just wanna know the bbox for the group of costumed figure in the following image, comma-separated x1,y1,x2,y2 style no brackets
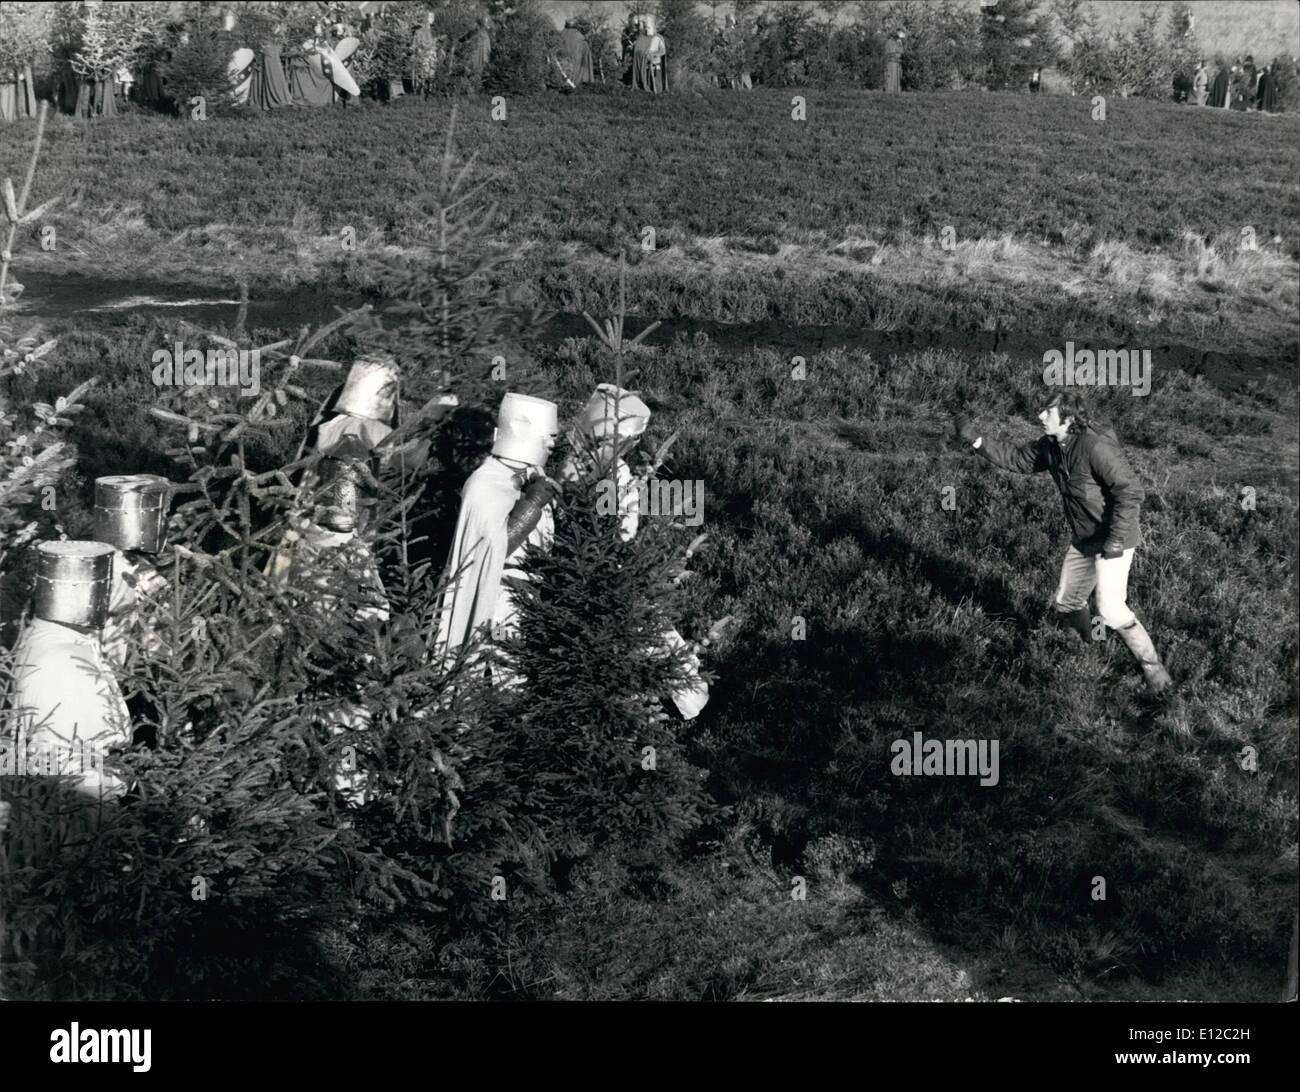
1197,55,1285,112
229,7,496,110
0,61,38,123
231,20,360,109
5,365,711,808
547,13,661,94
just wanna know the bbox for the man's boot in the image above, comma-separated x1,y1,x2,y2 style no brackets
1051,605,1093,643
1115,619,1173,695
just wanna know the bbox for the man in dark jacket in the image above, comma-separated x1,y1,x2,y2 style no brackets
953,392,1173,696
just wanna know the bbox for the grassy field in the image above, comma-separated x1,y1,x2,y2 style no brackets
4,86,1298,1000
6,89,1296,365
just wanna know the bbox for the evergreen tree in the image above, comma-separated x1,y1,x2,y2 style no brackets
499,260,713,873
656,0,712,87
979,0,1055,91
159,9,239,119
349,106,557,571
483,0,557,95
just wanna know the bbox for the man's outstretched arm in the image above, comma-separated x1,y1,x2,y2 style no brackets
953,416,1048,474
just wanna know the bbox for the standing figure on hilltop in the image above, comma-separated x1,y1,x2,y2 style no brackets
632,14,667,94
1256,63,1279,113
247,23,295,111
8,541,130,799
435,393,560,666
620,11,640,86
411,9,445,96
1208,57,1230,107
716,12,753,91
1242,54,1258,107
884,30,905,93
557,18,594,86
1192,59,1208,105
286,21,336,107
1228,58,1247,110
953,392,1173,698
465,14,492,82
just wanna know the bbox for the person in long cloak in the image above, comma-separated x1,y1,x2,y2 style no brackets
267,357,407,606
248,35,295,110
621,13,640,85
1256,65,1279,113
434,393,559,663
465,15,491,77
884,31,904,93
1229,63,1248,110
0,62,37,122
1208,61,1230,108
632,15,667,94
286,24,336,108
410,11,443,94
557,20,594,85
0,71,17,122
10,541,130,800
1192,60,1208,105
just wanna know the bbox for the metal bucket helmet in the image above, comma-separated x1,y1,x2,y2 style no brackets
335,355,400,426
491,392,559,467
33,540,115,629
93,474,170,554
581,384,651,455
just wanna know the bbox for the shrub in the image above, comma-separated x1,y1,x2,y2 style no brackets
160,17,239,118
484,0,557,96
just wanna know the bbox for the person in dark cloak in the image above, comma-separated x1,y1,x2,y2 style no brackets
621,12,640,85
1256,65,1279,113
1229,62,1248,110
1208,59,1230,108
286,24,335,107
464,15,492,79
557,19,594,85
884,30,904,93
248,31,295,110
138,21,183,113
1242,54,1257,107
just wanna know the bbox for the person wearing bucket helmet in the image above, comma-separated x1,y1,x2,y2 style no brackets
632,13,667,93
561,383,653,543
562,384,711,720
8,541,131,799
269,355,441,622
95,474,172,674
435,392,561,660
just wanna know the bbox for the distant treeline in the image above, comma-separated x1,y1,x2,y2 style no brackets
0,0,1295,117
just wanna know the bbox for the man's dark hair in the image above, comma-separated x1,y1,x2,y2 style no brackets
1044,391,1090,434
